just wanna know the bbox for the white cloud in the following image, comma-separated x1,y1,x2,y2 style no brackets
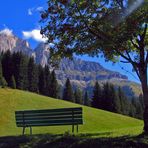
27,6,43,16
22,29,47,42
36,7,43,11
0,28,13,36
28,8,33,15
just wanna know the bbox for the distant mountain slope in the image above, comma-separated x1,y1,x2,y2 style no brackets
0,30,142,97
0,88,143,137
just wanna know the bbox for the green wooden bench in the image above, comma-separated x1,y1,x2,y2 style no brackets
15,107,83,135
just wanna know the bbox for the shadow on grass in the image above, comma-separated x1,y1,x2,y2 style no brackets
1,132,148,148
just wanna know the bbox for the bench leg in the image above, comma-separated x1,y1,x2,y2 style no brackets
30,126,32,135
72,124,74,133
77,125,78,133
22,127,26,135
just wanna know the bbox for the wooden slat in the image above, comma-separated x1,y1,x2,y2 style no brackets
16,119,82,126
15,107,83,128
15,107,82,114
16,115,82,121
17,121,83,127
15,111,82,118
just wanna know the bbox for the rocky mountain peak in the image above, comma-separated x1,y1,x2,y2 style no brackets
34,43,50,67
0,29,32,55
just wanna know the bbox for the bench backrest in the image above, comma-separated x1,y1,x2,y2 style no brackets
15,107,83,127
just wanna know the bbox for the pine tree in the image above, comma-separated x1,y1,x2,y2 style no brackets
38,64,46,95
74,87,83,104
117,86,130,115
9,75,16,89
62,78,74,102
49,70,59,98
44,65,50,96
109,84,121,113
92,81,102,109
28,57,38,92
0,61,7,88
84,91,90,106
13,52,28,90
139,94,144,110
1,50,13,86
12,52,21,88
131,96,143,119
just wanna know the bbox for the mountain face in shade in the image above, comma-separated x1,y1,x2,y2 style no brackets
0,31,141,97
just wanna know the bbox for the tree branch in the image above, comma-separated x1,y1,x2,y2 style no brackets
142,23,147,42
130,39,140,51
125,50,140,79
74,1,110,41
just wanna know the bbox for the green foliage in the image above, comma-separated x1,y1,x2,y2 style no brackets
17,53,29,90
92,81,102,109
0,52,59,98
41,1,147,62
9,75,16,89
74,87,83,104
44,65,50,96
28,57,39,93
62,78,74,102
83,91,90,106
1,50,13,87
0,76,7,88
49,70,59,98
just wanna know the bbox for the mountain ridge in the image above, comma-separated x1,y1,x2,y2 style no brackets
0,31,142,97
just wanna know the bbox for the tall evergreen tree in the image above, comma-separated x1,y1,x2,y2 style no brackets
12,52,21,88
117,86,130,115
62,78,74,102
84,91,90,106
44,65,51,96
109,84,120,113
9,75,16,89
1,50,13,86
74,87,83,104
38,64,46,95
28,57,38,92
0,60,3,80
0,60,7,88
49,70,59,98
139,94,144,110
92,81,102,109
12,52,29,90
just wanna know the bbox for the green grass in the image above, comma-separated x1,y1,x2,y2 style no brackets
0,88,143,137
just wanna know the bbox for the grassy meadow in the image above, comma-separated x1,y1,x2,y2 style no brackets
0,88,143,137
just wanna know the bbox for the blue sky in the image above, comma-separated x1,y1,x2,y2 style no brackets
0,0,140,83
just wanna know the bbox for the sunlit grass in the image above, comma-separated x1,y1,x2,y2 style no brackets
0,88,143,137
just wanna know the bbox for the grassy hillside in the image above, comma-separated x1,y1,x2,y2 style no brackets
0,88,143,137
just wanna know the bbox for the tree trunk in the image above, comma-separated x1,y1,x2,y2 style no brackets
143,89,148,133
139,70,148,133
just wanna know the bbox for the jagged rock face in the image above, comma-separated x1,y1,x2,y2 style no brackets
0,33,17,52
34,43,50,67
57,58,128,82
0,30,32,55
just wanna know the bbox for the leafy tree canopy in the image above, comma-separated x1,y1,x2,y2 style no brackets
41,0,148,65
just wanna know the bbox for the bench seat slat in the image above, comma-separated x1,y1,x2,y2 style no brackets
16,118,82,124
15,107,82,114
17,121,83,127
15,111,82,117
16,115,82,121
16,119,82,124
